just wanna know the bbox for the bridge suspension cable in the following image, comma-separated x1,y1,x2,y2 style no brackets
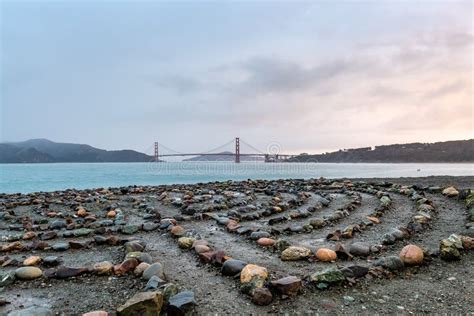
239,139,266,155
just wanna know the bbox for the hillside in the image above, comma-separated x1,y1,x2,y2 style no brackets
0,139,154,163
287,139,474,163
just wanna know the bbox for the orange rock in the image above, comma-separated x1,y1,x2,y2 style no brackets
22,231,36,240
367,216,380,224
23,256,42,266
77,208,88,217
227,221,241,232
240,264,268,284
114,258,139,276
399,244,424,265
47,212,58,217
315,248,337,262
106,210,116,218
170,225,185,237
257,238,276,247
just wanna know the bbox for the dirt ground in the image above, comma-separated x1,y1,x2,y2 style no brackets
0,176,472,315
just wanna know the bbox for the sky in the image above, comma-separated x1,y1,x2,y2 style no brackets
1,0,473,156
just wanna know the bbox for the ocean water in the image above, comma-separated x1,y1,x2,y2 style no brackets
0,162,473,194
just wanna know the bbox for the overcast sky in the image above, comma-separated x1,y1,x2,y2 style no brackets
1,0,473,155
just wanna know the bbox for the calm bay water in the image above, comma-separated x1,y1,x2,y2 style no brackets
0,162,473,194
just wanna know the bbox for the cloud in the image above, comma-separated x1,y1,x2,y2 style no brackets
424,80,468,99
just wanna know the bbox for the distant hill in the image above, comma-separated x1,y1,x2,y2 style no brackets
183,151,263,162
0,139,154,163
287,139,474,163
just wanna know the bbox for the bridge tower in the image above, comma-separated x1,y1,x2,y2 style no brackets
154,142,159,162
235,137,240,163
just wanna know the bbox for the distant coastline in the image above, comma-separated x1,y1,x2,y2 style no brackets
1,138,473,163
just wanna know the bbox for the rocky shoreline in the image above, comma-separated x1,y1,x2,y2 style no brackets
0,176,473,315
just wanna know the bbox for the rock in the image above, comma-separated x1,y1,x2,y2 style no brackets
168,291,196,315
366,216,380,224
7,306,54,316
124,241,145,253
240,264,268,294
334,243,353,260
82,311,108,316
340,265,369,278
145,275,167,290
126,252,153,264
92,261,114,275
343,296,355,305
348,242,370,257
134,262,150,276
142,262,165,280
54,266,88,279
382,233,396,245
270,276,302,296
22,232,36,240
309,268,345,287
221,259,247,276
142,222,159,232
440,235,463,261
160,283,179,303
43,256,61,266
23,256,42,266
72,228,94,237
257,238,275,247
170,225,185,237
77,208,88,217
275,239,291,251
121,225,139,235
442,186,459,197
460,235,474,250
373,256,405,271
380,196,391,207
116,291,163,316
178,237,195,249
281,246,311,261
1,241,24,252
251,287,273,306
0,271,16,287
50,220,67,230
106,210,116,218
15,267,43,280
194,244,211,254
52,242,70,251
309,218,325,228
316,248,337,262
40,231,57,240
114,258,139,276
399,244,424,265
249,231,271,240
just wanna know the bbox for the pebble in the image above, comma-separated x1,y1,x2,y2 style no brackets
256,238,275,247
43,256,61,266
15,267,43,280
145,275,167,290
23,256,42,266
281,246,312,261
52,242,70,251
114,258,139,276
270,276,302,297
251,287,273,306
116,291,163,316
92,261,114,275
221,259,248,276
349,242,371,257
168,291,197,314
142,262,165,280
178,237,195,249
134,262,150,276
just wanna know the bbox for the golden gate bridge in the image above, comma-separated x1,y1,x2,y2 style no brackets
152,138,296,163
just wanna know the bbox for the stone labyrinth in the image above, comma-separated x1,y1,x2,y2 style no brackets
0,178,473,315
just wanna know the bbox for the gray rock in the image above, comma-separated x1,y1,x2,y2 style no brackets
8,307,53,316
168,291,196,315
49,220,67,230
221,259,247,276
52,242,70,251
145,275,167,290
349,242,371,257
373,256,405,271
249,231,270,240
142,262,165,280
